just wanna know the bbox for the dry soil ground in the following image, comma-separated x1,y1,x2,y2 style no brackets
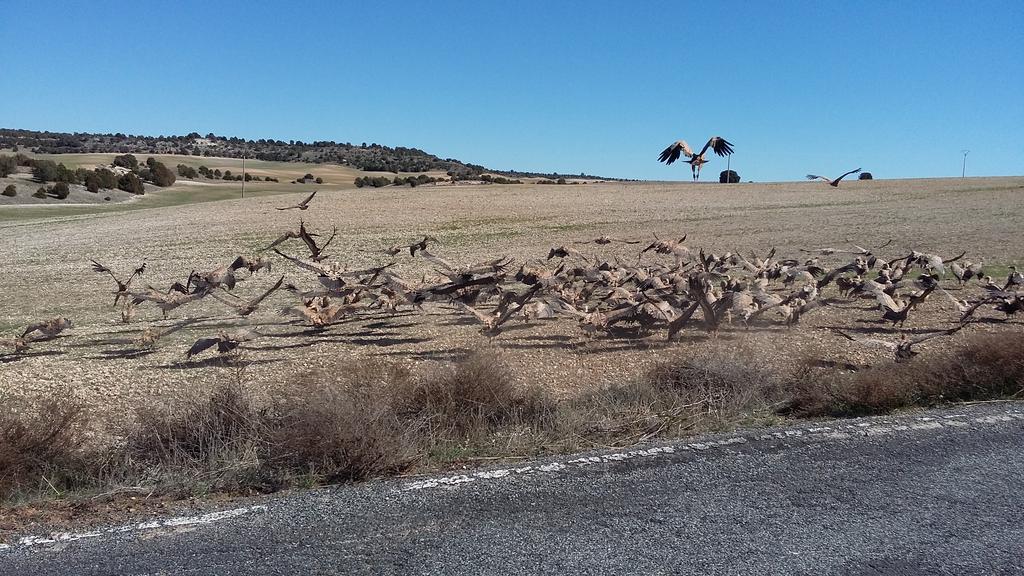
1,176,1022,425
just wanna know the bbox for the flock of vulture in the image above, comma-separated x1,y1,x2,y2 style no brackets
2,186,1021,365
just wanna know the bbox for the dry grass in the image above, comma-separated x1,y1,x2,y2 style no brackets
0,388,100,501
1,340,1021,511
785,332,1024,417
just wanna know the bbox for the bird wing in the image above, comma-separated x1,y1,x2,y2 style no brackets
263,230,297,251
419,249,456,271
833,168,862,183
186,337,221,357
806,175,829,182
831,328,897,351
250,275,285,307
704,136,734,157
272,249,332,276
658,140,692,164
907,324,964,346
298,190,317,207
458,303,494,324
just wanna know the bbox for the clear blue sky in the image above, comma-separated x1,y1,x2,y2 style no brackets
2,1,1021,181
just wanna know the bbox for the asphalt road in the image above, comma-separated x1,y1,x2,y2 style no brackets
3,404,1023,575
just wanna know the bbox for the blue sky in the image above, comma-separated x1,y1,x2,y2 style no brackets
2,1,1021,181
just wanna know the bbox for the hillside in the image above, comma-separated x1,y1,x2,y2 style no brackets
0,128,617,180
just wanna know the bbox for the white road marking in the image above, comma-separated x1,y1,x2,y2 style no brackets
402,408,1023,492
2,505,267,552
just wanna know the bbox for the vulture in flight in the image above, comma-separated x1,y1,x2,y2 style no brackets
276,190,317,211
658,136,734,181
806,168,861,187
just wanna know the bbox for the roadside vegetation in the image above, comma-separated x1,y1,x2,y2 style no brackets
2,331,1021,514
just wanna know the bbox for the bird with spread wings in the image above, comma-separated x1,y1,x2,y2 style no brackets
658,136,734,181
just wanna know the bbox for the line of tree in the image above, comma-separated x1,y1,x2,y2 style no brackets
0,128,621,180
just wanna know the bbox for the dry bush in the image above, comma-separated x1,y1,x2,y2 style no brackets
397,352,557,440
0,389,99,500
124,382,272,494
567,349,780,445
785,332,1024,417
269,361,419,482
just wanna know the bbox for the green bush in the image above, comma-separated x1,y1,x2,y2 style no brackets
33,186,48,199
719,170,740,184
0,155,17,178
31,159,59,182
112,154,139,170
51,182,70,199
118,173,145,194
2,184,16,197
148,161,176,187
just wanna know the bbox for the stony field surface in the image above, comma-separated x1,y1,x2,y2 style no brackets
1,176,1022,424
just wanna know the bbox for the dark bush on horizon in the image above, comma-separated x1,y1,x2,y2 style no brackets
858,172,873,180
719,170,740,183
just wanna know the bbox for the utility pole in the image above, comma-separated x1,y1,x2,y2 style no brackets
241,150,246,198
960,149,969,179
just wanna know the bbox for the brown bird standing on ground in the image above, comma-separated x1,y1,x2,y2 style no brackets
658,137,734,181
806,168,861,187
90,259,146,305
276,190,317,210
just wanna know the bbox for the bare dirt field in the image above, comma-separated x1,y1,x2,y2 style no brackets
1,176,1022,424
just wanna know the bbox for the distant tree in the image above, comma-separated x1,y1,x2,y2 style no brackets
95,168,118,189
244,172,253,181
213,169,222,178
146,157,157,168
858,172,873,180
117,173,145,194
0,155,16,177
51,181,70,199
354,177,365,188
177,164,198,179
2,184,16,197
314,177,323,184
31,159,60,182
719,170,740,183
556,177,567,185
148,161,176,187
34,187,48,198
112,154,139,170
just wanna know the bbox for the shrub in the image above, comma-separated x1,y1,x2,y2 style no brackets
0,154,16,178
31,159,59,182
177,164,198,179
95,168,118,189
51,181,70,199
784,332,1024,417
148,161,176,187
117,173,145,194
33,186,48,198
858,172,873,180
112,153,139,170
0,390,99,500
2,184,15,197
314,177,323,184
719,170,740,183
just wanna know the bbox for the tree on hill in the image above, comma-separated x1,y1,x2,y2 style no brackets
2,184,16,197
858,172,873,180
113,154,139,170
148,160,176,187
117,173,145,194
31,159,60,182
0,155,16,177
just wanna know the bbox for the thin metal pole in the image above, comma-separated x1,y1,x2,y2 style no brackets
960,150,969,178
241,151,246,198
727,154,731,182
